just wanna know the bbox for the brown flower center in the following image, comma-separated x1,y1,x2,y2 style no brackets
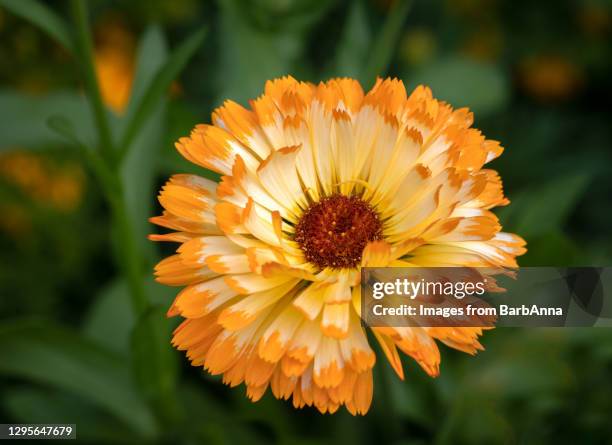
294,194,382,269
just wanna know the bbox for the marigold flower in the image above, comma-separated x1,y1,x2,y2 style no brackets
150,77,526,415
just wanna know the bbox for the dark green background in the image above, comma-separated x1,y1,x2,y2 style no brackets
0,0,611,443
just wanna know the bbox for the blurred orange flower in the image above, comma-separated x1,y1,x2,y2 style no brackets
519,55,583,102
461,26,504,61
579,3,611,37
93,19,135,114
0,150,85,212
92,18,182,112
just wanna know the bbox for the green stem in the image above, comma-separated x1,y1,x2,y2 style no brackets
68,0,147,316
77,148,147,315
67,1,179,426
108,182,148,315
80,144,179,426
109,188,181,427
70,0,116,165
90,157,179,426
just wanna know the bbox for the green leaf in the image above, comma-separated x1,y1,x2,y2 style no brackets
330,0,371,79
119,28,168,257
119,26,206,158
383,365,432,427
407,57,509,116
0,0,74,53
0,320,158,437
83,277,176,356
216,0,300,104
179,381,276,445
361,0,412,87
502,173,592,239
0,90,94,150
2,388,140,444
82,280,135,356
518,231,582,267
46,114,87,147
131,305,180,422
123,26,167,126
83,277,180,424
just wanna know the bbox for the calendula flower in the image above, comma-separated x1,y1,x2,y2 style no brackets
150,77,526,414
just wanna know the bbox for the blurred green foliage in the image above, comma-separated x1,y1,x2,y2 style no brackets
0,0,611,444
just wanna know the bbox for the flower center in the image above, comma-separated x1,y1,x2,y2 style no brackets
294,194,382,269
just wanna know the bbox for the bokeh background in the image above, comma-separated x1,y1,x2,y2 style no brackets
1,0,611,443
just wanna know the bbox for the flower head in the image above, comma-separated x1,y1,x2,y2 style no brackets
150,77,526,414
